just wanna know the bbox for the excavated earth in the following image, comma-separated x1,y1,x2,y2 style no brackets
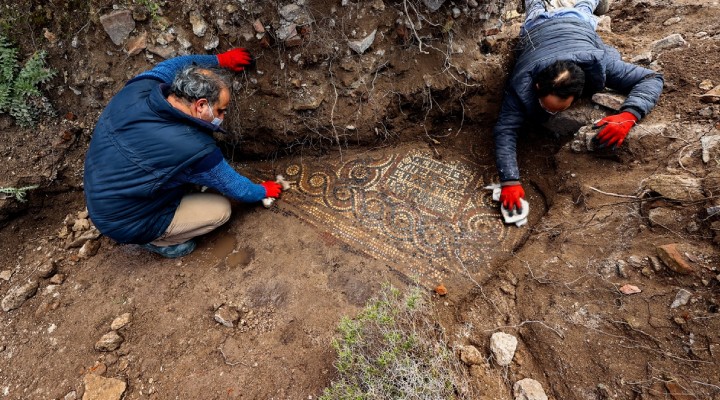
1,0,720,399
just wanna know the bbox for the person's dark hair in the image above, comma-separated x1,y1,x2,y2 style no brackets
171,66,231,104
534,60,585,99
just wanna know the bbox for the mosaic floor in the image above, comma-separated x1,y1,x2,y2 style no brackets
243,147,531,284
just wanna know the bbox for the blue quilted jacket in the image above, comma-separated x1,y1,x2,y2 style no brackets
493,17,664,182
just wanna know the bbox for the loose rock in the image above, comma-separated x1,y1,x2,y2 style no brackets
189,12,208,37
656,244,694,275
422,0,447,12
670,289,692,308
125,32,147,56
619,284,642,295
82,374,126,400
37,259,57,278
490,332,518,366
95,331,124,352
651,33,687,55
349,29,377,55
513,378,548,400
1,280,39,312
100,10,136,46
591,93,626,111
458,344,483,366
214,306,240,328
79,240,101,258
111,313,132,330
644,174,704,202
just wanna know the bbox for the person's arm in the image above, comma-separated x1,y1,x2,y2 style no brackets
493,90,528,212
129,48,254,84
604,58,664,121
177,149,275,203
593,56,663,149
130,55,220,84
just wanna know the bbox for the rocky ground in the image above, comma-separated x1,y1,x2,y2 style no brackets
1,0,720,399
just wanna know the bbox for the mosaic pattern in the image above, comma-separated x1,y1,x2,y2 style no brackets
244,149,528,284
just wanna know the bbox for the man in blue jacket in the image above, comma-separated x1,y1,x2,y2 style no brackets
84,49,282,258
495,0,663,213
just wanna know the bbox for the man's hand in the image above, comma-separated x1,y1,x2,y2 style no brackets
592,111,638,150
500,184,525,212
261,181,282,198
217,48,254,72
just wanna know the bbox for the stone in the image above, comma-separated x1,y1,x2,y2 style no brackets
670,289,692,308
64,391,77,400
252,19,265,33
649,256,664,272
279,4,303,21
644,174,704,202
656,244,694,275
99,10,136,46
49,273,65,285
596,15,611,33
72,218,90,232
292,89,325,111
348,29,377,55
95,331,124,352
700,85,720,104
648,207,686,231
79,240,101,258
422,0,447,12
513,378,548,400
276,23,298,41
125,31,147,56
616,260,628,278
490,332,518,366
66,227,101,249
651,33,687,55
699,80,714,91
203,35,219,50
37,259,57,278
82,374,126,400
591,93,626,111
111,313,132,330
1,280,39,312
147,45,177,60
663,16,681,26
0,270,11,281
630,52,653,64
458,344,483,366
189,11,208,37
214,306,240,328
619,284,641,295
627,255,644,268
570,125,596,152
701,135,720,163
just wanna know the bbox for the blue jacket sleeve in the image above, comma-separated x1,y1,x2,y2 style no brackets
177,150,267,203
493,89,526,183
604,57,664,120
129,54,220,84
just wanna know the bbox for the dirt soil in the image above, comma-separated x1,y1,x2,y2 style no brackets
1,0,720,399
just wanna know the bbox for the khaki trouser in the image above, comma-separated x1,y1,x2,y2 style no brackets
151,193,231,246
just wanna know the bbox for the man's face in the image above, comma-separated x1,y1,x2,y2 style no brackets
538,94,574,115
195,87,230,122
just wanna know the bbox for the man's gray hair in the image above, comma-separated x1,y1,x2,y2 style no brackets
170,66,232,104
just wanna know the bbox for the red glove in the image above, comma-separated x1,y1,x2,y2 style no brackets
261,181,282,198
592,111,638,150
500,184,525,212
217,48,254,72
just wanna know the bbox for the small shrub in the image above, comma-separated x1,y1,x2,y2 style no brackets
0,34,55,127
320,284,473,400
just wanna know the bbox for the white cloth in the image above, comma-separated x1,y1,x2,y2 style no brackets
484,184,530,227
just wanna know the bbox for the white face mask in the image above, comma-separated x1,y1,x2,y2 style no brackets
206,104,223,127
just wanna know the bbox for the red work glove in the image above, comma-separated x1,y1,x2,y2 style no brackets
592,111,638,150
260,181,282,198
500,184,525,212
216,48,254,72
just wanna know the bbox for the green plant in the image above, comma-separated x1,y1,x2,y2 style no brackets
320,284,473,400
0,34,55,127
0,185,39,202
136,0,162,23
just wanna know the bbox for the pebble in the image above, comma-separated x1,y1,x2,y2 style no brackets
348,29,377,54
490,332,518,366
0,270,12,281
656,244,694,275
513,378,548,400
214,306,240,328
1,280,39,312
111,313,132,330
82,374,126,400
79,240,101,258
458,344,483,366
189,11,208,37
619,284,641,295
670,289,692,308
95,331,124,352
49,273,65,285
99,10,136,46
651,33,687,55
